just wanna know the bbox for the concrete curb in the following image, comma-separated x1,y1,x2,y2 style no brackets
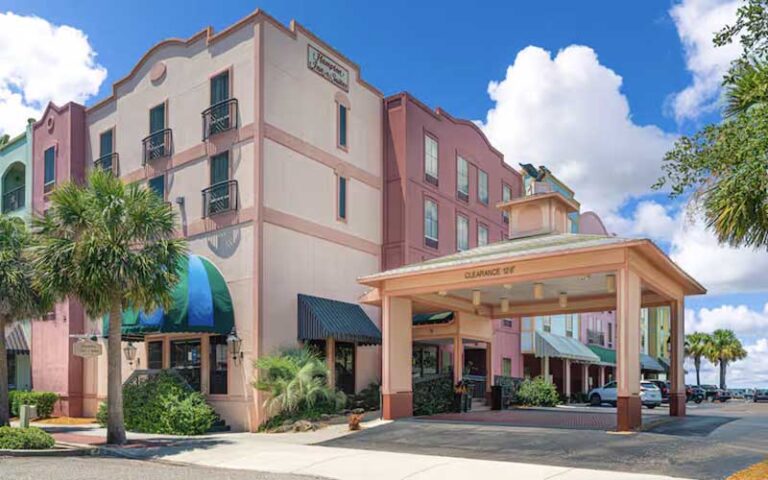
0,443,98,457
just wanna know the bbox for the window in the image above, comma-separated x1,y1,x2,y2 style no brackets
170,339,201,391
502,357,512,377
338,104,348,149
424,134,438,185
503,319,513,328
337,176,347,221
412,344,438,378
209,70,231,135
148,175,165,200
456,214,469,251
566,316,573,338
478,169,488,205
424,198,438,249
456,155,469,201
543,317,552,333
150,103,165,134
147,341,163,370
207,151,231,214
478,223,489,247
502,183,512,223
43,147,55,192
99,129,113,158
146,103,168,161
209,335,228,394
608,322,614,348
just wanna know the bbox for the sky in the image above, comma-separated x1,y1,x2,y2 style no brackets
1,0,766,387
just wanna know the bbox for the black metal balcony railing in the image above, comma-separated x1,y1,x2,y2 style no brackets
142,128,173,165
587,329,605,346
1,186,24,213
202,98,238,141
94,152,119,175
202,180,238,217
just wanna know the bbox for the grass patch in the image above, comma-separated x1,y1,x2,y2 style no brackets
728,458,768,480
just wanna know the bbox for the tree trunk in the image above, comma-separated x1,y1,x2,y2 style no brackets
695,357,701,386
0,315,9,427
719,360,727,390
106,298,126,445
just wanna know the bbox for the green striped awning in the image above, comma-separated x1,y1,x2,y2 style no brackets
298,294,381,346
413,311,454,326
535,331,600,363
588,344,616,365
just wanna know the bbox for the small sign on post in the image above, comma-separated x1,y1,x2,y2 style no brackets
73,339,103,358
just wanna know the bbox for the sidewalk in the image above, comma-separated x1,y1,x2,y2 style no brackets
44,422,692,480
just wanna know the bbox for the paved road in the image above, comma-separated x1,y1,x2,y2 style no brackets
321,401,768,480
0,457,326,480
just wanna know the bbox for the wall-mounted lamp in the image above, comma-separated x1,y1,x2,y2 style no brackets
500,297,510,313
558,292,568,308
123,342,137,367
605,274,616,294
533,283,544,300
227,327,243,365
472,290,482,306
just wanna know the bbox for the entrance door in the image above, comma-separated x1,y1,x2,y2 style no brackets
335,342,355,395
170,339,202,391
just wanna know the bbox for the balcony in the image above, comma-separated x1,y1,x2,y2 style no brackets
202,98,238,141
142,128,173,165
202,180,238,217
587,329,605,346
94,152,119,175
2,186,24,213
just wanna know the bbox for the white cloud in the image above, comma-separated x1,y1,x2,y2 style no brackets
481,45,676,220
669,0,740,122
0,12,106,135
685,303,768,336
603,201,678,241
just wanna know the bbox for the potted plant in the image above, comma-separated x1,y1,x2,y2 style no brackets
454,381,470,412
347,408,365,431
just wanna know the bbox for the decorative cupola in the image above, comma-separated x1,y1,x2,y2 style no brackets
497,192,580,239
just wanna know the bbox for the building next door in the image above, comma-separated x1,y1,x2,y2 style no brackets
171,339,202,391
335,342,355,395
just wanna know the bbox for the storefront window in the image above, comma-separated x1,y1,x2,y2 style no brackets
412,344,439,378
147,341,163,370
171,339,201,391
335,342,355,395
209,335,228,395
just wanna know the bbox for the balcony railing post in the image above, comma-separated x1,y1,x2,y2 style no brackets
142,129,173,165
202,98,238,141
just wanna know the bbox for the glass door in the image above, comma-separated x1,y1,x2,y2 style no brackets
170,339,201,391
334,342,355,395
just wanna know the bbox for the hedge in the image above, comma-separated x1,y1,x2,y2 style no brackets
97,371,217,435
8,391,59,418
413,374,454,416
516,377,560,407
0,427,55,450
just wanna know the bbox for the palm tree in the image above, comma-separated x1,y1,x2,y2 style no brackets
685,332,712,387
0,215,52,426
724,61,768,118
32,169,186,444
706,329,747,390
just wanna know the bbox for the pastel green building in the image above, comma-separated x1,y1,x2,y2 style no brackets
0,120,33,218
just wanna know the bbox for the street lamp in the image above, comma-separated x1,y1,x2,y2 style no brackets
123,342,137,367
227,327,243,365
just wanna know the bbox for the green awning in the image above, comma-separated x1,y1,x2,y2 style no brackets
103,255,234,341
413,311,454,326
298,294,381,346
588,344,616,365
641,353,666,373
535,331,600,363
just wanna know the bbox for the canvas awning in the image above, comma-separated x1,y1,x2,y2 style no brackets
4,324,29,355
413,311,454,326
657,357,671,372
298,294,381,346
587,345,669,373
587,344,616,366
104,255,234,341
641,353,666,373
535,331,601,363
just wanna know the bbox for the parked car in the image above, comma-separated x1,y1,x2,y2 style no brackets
648,380,670,403
688,385,705,404
727,388,745,399
700,385,731,402
588,381,662,408
754,389,768,402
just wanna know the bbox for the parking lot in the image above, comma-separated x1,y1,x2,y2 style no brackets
321,401,768,480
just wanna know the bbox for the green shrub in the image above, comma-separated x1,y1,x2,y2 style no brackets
96,372,217,435
9,391,59,418
0,427,55,450
347,382,380,411
413,374,454,416
253,347,346,423
516,377,560,407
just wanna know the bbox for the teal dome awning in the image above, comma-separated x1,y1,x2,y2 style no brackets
104,255,234,341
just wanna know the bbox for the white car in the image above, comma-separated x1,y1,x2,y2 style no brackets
588,381,662,409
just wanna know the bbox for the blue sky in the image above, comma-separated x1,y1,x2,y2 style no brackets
2,0,767,387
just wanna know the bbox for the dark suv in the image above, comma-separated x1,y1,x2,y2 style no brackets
702,384,731,402
648,380,670,403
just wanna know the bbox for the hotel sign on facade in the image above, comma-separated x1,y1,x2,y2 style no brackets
307,44,349,91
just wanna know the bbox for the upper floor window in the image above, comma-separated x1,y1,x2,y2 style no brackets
456,155,469,202
144,102,170,163
456,214,469,251
502,183,512,223
205,70,235,138
97,129,115,173
478,223,489,247
150,103,165,135
43,147,55,193
478,169,488,205
338,104,348,149
543,317,552,333
424,134,438,186
148,175,165,200
608,322,614,348
337,175,348,221
424,198,438,249
566,316,573,338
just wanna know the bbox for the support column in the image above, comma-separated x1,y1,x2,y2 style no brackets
669,299,686,417
453,336,463,384
326,338,336,390
582,364,589,394
616,267,642,431
599,365,606,386
564,359,572,401
485,342,493,403
382,296,413,419
542,355,550,383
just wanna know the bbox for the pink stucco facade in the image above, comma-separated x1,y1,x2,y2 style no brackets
31,102,88,416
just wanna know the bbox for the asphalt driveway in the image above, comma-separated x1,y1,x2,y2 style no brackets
321,402,768,480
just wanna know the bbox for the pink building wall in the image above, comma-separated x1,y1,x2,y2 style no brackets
31,102,88,416
492,319,523,378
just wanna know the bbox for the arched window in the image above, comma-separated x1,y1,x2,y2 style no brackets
1,162,25,213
